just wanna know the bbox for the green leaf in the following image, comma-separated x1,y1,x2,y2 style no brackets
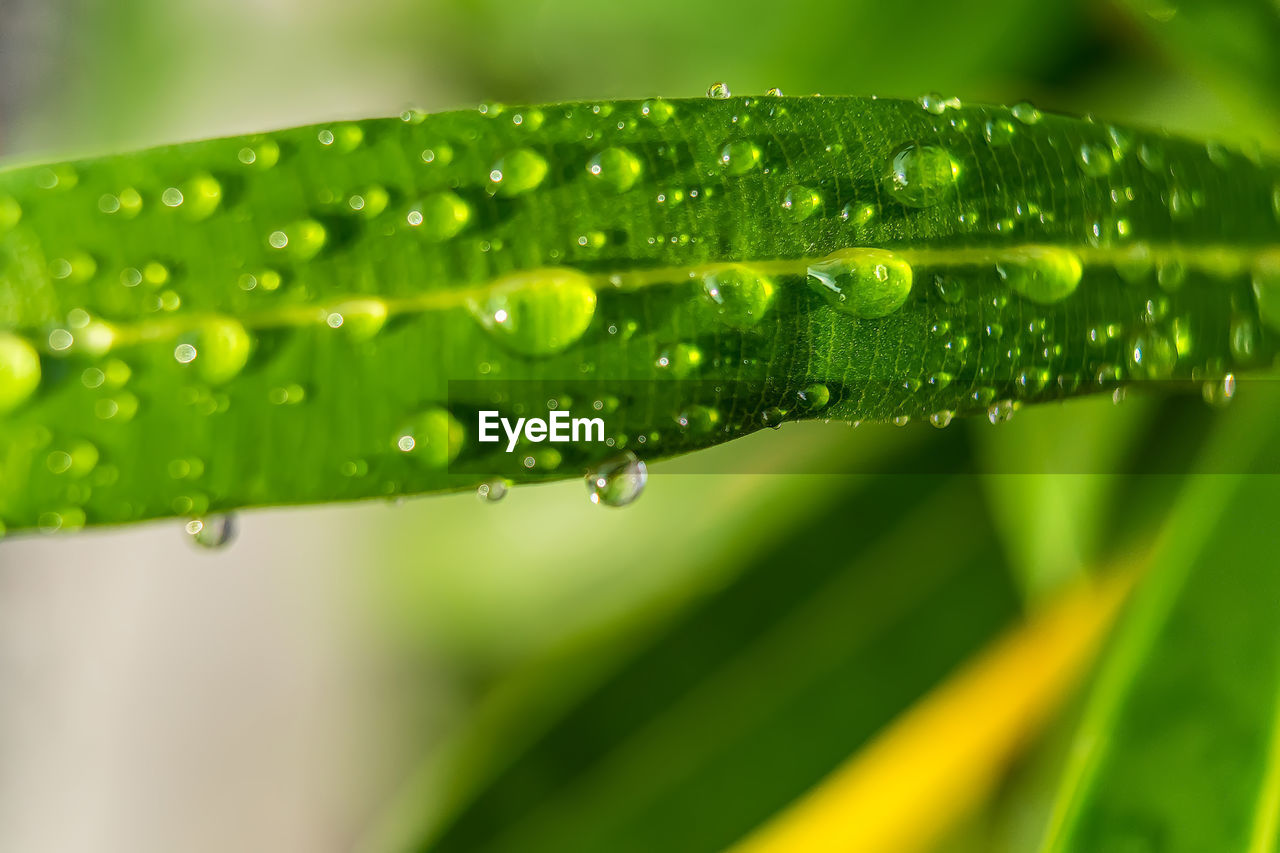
365,464,1024,853
1030,388,1280,852
1,96,1277,532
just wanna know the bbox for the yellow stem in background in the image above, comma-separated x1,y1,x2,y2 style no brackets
726,568,1137,853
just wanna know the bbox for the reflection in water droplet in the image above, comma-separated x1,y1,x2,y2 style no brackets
587,452,647,507
700,265,775,328
807,248,914,318
468,268,597,355
884,143,959,208
996,246,1083,304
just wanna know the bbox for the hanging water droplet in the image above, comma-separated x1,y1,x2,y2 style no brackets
1202,374,1236,408
883,143,959,208
779,184,821,222
0,332,41,413
587,451,647,507
587,147,644,193
996,246,1083,304
700,265,776,328
718,140,763,176
185,514,236,549
808,249,914,318
489,149,549,197
468,268,597,356
929,410,954,429
476,479,509,503
706,82,732,99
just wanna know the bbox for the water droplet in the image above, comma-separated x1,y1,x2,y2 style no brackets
587,451,647,507
718,140,763,176
640,99,675,124
796,383,831,411
0,332,41,412
1251,257,1280,331
707,82,732,99
884,143,959,208
765,87,785,97
892,415,911,427
983,118,1016,146
1230,315,1259,364
318,123,363,152
933,275,965,304
700,265,775,328
1137,142,1166,173
186,514,236,549
780,184,821,221
917,92,948,114
1203,374,1235,408
1128,332,1177,379
489,148,549,197
469,268,597,356
395,406,464,469
929,410,954,428
587,147,644,193
1156,259,1187,292
655,343,704,378
840,201,876,226
328,298,388,341
476,479,509,503
268,219,327,261
808,249,914,318
408,191,471,240
0,195,22,231
987,399,1016,424
180,173,222,221
1010,102,1042,125
996,246,1082,304
675,404,720,433
1167,186,1194,221
1077,143,1114,178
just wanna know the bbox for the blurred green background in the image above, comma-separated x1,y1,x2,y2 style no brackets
0,0,1275,850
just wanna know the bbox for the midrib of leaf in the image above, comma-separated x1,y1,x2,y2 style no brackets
46,242,1280,348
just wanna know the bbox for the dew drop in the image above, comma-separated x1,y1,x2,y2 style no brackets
1077,143,1114,178
0,332,41,413
996,246,1083,304
983,118,1016,146
840,201,876,226
718,140,763,176
1203,374,1236,408
395,406,464,469
1251,257,1280,332
180,317,252,384
675,405,720,433
0,195,22,231
587,147,644,193
765,87,785,97
640,99,675,124
408,191,471,240
929,410,954,428
700,265,776,328
476,479,509,503
1128,332,1177,379
328,298,388,341
489,148,549,197
883,143,959,208
655,343,704,378
180,173,222,221
587,451,647,507
808,249,913,318
1010,102,1042,125
988,399,1016,424
796,382,831,411
780,184,821,221
186,514,236,549
468,268,597,356
707,82,732,99
268,220,327,261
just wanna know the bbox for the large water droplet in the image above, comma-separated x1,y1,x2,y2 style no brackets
707,82,732,99
996,246,1083,304
469,268,597,355
700,265,775,328
0,332,41,412
884,144,959,208
489,149,549,197
807,248,914,318
587,147,643,193
587,451,647,507
719,140,763,176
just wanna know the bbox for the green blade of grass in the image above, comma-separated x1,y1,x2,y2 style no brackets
1,96,1277,531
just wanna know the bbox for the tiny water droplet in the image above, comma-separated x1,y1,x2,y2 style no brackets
476,480,509,503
